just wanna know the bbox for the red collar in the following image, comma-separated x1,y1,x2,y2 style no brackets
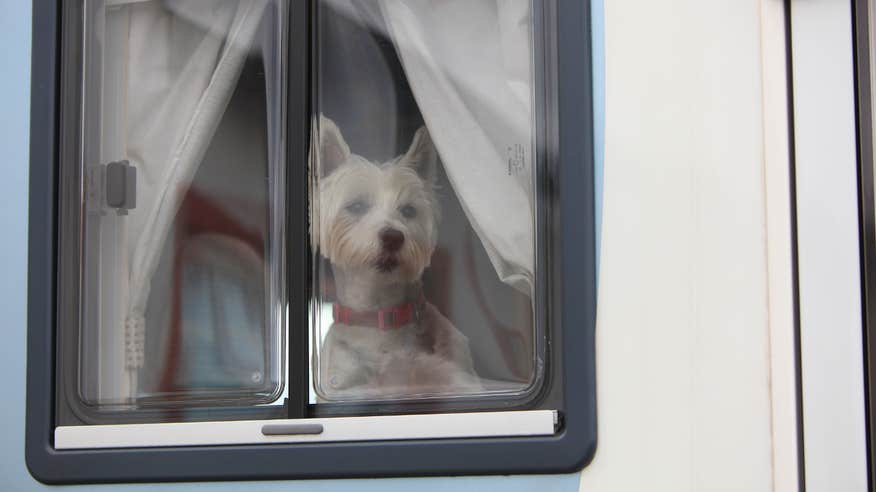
332,297,423,330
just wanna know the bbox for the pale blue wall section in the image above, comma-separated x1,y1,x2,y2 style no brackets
592,0,604,264
0,0,603,489
0,0,36,489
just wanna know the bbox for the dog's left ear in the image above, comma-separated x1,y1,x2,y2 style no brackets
318,115,350,177
401,126,438,185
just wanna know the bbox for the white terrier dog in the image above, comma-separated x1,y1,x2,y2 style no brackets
314,116,482,400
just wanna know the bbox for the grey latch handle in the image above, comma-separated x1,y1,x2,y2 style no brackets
261,424,324,436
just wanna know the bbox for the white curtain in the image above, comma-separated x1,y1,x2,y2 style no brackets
378,0,535,294
107,0,532,361
102,0,269,359
117,0,533,328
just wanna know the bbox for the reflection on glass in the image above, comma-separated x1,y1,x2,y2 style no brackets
310,0,541,404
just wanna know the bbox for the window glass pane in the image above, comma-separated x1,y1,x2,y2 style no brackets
310,0,543,405
71,0,287,414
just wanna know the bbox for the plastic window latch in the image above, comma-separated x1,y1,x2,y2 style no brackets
105,160,137,214
261,424,324,436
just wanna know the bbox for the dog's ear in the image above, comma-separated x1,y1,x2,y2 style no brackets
318,115,350,177
400,126,438,185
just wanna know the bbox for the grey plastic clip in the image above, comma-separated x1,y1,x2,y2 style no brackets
261,424,324,436
105,160,136,214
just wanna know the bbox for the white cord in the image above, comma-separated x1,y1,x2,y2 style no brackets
124,311,145,370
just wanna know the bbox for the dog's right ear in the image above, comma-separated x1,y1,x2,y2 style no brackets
317,115,350,177
400,126,438,185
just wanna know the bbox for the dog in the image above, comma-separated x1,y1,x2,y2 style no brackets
313,116,482,400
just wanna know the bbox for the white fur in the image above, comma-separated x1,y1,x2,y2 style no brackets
314,116,482,400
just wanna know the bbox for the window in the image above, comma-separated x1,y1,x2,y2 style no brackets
66,0,288,422
26,0,596,483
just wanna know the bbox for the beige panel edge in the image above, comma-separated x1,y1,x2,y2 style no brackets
580,0,778,490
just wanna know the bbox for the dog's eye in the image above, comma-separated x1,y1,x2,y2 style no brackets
345,200,369,215
400,204,418,219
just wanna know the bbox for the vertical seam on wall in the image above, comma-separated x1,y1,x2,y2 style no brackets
783,0,806,490
850,0,874,488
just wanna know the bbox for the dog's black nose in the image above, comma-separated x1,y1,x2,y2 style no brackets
379,227,405,252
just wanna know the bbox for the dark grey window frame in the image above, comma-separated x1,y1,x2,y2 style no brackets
853,0,876,487
25,0,597,483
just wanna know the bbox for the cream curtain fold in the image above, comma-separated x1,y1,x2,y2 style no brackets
98,0,268,375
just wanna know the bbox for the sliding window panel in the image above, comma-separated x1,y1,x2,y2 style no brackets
58,0,289,424
309,0,550,412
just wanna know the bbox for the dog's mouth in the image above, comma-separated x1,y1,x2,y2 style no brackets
374,254,400,273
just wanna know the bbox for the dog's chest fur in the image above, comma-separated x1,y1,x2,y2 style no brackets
319,302,481,399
